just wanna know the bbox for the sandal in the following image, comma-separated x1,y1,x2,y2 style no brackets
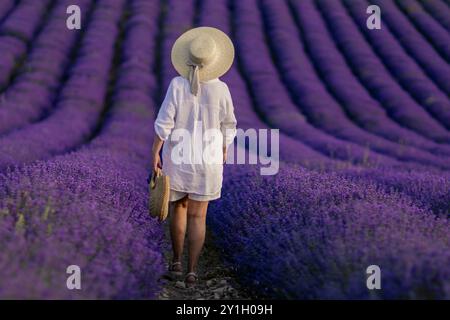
185,272,198,288
168,261,183,278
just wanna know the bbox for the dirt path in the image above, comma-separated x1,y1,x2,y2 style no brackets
158,222,255,300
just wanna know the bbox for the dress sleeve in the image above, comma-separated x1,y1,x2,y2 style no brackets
221,84,237,148
154,78,177,141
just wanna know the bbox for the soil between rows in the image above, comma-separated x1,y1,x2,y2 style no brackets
158,219,257,300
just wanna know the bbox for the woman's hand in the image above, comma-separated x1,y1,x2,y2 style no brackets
223,146,227,164
153,153,162,173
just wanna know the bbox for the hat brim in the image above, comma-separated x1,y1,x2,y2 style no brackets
171,27,235,81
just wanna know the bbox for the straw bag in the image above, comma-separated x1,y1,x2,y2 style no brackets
148,168,170,221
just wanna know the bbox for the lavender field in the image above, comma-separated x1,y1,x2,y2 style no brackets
0,0,449,299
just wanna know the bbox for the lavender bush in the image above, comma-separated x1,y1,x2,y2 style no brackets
372,0,450,95
233,0,402,167
420,0,450,32
0,1,15,24
0,0,124,171
287,0,450,157
343,0,450,130
0,153,165,299
0,1,52,88
0,0,92,135
316,0,450,142
0,0,165,299
260,0,450,169
208,165,450,299
395,0,450,63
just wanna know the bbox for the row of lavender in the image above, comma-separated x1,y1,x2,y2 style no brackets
0,0,91,135
0,0,51,89
0,0,119,171
260,0,450,169
396,0,450,63
0,0,15,22
229,0,395,168
201,0,450,299
223,0,449,170
320,0,450,141
286,0,450,156
373,0,450,96
343,0,450,130
210,164,450,299
419,0,450,32
0,0,165,299
278,0,450,212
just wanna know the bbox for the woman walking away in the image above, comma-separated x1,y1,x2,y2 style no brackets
152,27,237,288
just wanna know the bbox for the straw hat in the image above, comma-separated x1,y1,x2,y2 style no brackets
171,26,234,95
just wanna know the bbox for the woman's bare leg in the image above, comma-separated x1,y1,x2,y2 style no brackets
170,196,188,264
186,199,209,274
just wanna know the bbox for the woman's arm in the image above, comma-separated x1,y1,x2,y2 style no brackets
221,84,237,163
153,78,178,171
152,135,164,172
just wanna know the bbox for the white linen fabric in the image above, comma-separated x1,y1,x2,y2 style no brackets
154,76,237,196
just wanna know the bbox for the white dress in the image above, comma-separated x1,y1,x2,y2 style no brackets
154,76,237,200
